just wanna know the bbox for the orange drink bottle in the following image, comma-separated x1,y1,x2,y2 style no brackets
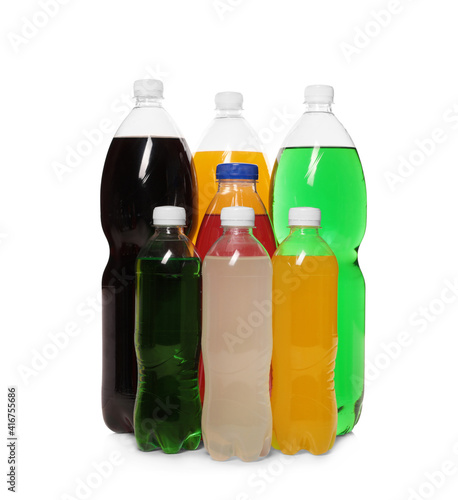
272,207,338,455
193,91,270,243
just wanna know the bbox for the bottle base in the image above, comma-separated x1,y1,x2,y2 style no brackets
203,432,271,462
337,397,363,435
102,394,135,434
136,431,202,454
272,429,336,456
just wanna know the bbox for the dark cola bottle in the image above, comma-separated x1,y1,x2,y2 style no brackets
100,79,197,432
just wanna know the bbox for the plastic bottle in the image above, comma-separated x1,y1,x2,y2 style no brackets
271,207,338,455
270,85,366,435
196,162,276,260
193,92,270,242
201,207,272,462
100,79,197,433
134,206,201,453
196,162,276,402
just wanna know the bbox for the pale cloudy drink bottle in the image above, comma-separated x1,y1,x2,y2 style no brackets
201,207,272,461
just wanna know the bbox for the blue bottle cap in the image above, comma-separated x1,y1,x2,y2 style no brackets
215,163,258,180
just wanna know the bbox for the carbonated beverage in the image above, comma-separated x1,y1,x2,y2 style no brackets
272,207,338,455
196,162,276,259
196,162,276,402
134,206,201,453
193,92,270,241
101,80,197,433
201,207,272,462
270,85,366,435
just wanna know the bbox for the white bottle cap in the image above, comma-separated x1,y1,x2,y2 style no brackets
221,206,255,227
215,91,243,110
153,206,186,226
134,79,163,98
289,207,321,227
304,85,334,104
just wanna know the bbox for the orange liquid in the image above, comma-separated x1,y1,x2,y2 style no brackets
271,255,338,455
192,151,270,244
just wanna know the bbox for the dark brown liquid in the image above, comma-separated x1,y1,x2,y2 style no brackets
100,136,197,433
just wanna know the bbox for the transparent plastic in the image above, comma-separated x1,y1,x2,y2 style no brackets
193,105,271,243
270,100,366,435
196,174,276,404
272,226,338,455
201,226,272,462
277,102,354,148
115,95,180,137
196,178,277,260
134,225,201,453
101,92,197,433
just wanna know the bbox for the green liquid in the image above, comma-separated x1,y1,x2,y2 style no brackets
270,147,367,435
134,257,202,453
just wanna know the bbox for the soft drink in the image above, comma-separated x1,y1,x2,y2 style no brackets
272,207,338,455
270,85,366,435
193,92,270,241
196,162,276,402
201,207,272,461
134,206,201,453
101,80,197,433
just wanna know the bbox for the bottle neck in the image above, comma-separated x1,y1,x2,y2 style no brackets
305,102,332,113
216,108,243,118
154,225,184,236
289,226,320,236
222,226,253,236
217,179,258,193
135,96,163,108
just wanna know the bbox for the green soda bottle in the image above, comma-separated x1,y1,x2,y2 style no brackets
134,206,202,453
270,85,367,435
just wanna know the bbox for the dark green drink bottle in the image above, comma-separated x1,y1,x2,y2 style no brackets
134,206,202,453
270,85,367,435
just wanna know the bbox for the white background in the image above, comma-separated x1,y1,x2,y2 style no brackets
2,1,458,499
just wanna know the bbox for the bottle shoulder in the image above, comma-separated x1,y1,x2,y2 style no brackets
205,188,268,216
138,232,200,261
206,232,270,259
197,116,263,152
115,106,183,138
274,232,335,257
282,112,355,148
